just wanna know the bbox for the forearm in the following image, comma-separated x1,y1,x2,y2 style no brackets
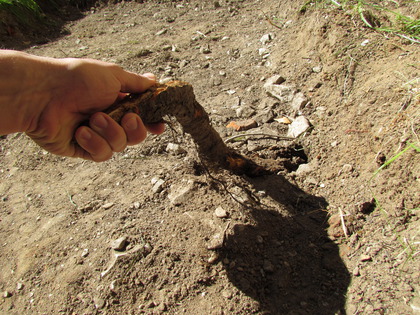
0,50,59,135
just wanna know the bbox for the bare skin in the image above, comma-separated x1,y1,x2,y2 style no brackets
0,49,164,162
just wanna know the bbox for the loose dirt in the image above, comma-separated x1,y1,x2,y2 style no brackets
0,1,419,314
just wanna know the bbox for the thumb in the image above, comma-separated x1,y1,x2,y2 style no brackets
115,69,156,93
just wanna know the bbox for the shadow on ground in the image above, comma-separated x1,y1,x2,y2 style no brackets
221,174,350,314
0,2,87,50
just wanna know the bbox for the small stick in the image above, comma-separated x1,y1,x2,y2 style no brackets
338,207,349,238
224,133,296,143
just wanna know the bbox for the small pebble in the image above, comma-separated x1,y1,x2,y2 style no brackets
166,143,185,155
341,164,353,173
94,297,106,309
221,290,233,299
208,252,219,264
179,59,189,68
81,248,89,258
353,266,360,276
263,260,275,273
360,254,372,262
312,65,322,73
156,29,167,36
226,119,258,131
152,179,165,194
207,233,224,250
256,190,266,197
102,202,114,210
214,206,228,218
144,243,153,254
3,291,12,298
291,92,308,111
200,45,211,54
295,163,313,175
287,116,311,138
260,33,273,44
157,303,167,312
111,236,128,251
258,47,269,55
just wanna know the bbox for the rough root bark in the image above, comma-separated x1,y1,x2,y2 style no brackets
105,80,265,176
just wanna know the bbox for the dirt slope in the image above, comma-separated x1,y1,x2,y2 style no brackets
0,0,419,314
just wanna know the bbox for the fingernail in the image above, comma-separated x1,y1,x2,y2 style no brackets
125,116,138,131
78,128,92,140
143,73,156,81
92,114,108,129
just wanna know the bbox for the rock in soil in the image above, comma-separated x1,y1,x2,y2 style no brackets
111,236,128,251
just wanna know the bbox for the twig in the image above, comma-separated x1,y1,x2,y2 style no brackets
222,221,231,247
398,96,412,112
201,160,255,210
224,133,296,143
338,207,349,238
260,10,283,29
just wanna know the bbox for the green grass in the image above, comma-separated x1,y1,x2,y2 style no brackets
0,0,97,29
372,142,420,178
300,0,420,43
0,0,43,27
368,142,420,263
369,141,419,216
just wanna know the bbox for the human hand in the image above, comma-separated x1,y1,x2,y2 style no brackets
23,57,164,161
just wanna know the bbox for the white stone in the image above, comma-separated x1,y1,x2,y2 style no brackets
258,47,269,55
152,179,165,194
260,33,273,44
291,92,308,111
264,81,295,103
166,143,185,155
156,29,167,35
168,180,196,206
102,202,114,209
312,65,322,73
287,116,311,138
295,163,312,175
264,75,286,86
214,207,228,218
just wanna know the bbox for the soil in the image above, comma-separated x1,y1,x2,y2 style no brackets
0,0,419,314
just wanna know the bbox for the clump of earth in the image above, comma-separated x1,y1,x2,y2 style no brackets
0,1,419,314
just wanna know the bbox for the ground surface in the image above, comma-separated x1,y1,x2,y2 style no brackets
0,0,419,314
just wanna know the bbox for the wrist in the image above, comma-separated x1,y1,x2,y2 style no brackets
0,50,62,135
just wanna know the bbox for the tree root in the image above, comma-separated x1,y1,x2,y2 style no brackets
105,81,266,176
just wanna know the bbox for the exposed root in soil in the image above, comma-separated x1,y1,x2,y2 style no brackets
105,81,267,176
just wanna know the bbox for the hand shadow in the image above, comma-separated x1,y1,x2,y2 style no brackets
220,173,350,314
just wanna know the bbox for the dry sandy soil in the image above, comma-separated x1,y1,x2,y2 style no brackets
0,0,419,314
